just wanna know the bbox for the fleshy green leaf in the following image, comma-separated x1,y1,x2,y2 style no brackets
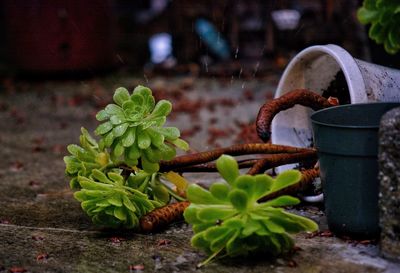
122,127,136,147
204,226,230,241
261,195,300,208
234,175,255,197
216,155,240,185
104,131,115,147
96,110,110,121
210,182,230,201
253,174,274,199
95,121,113,135
170,138,189,151
110,115,124,125
155,127,180,140
108,172,124,185
81,127,98,147
113,123,129,137
113,87,130,106
141,155,159,173
223,218,244,229
152,184,170,204
122,100,137,115
147,128,164,147
271,170,302,192
151,100,172,117
122,195,136,212
187,184,224,204
112,142,125,158
184,206,201,224
197,207,236,222
105,104,124,116
130,94,144,107
134,86,155,114
127,144,140,161
158,143,176,161
114,206,127,221
108,195,122,207
91,169,112,184
67,144,83,157
228,189,248,211
137,130,151,149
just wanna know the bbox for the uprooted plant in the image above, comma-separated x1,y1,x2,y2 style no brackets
65,85,327,264
184,155,318,267
65,86,189,228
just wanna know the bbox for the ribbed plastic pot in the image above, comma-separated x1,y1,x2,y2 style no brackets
311,102,400,238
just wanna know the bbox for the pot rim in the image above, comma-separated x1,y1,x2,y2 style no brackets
311,102,400,129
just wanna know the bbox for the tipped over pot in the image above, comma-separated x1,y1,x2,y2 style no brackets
271,45,400,162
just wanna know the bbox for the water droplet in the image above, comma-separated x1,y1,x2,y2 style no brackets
252,62,260,77
235,47,239,59
116,54,124,64
143,74,149,83
238,68,243,79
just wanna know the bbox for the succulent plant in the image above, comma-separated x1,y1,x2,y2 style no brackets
74,169,163,229
65,85,190,229
184,155,318,266
64,127,111,189
358,0,400,54
95,86,188,173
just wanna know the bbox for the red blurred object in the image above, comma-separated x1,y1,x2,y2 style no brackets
4,0,116,74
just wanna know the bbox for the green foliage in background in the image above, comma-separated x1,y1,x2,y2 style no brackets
64,86,188,229
357,0,400,54
184,155,318,266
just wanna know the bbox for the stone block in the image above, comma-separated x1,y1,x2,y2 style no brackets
378,107,400,261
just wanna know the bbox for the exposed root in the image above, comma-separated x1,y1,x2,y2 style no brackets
139,201,190,233
246,151,317,175
256,89,339,142
159,143,315,172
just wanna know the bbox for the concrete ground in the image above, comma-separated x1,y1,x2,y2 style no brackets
0,74,399,273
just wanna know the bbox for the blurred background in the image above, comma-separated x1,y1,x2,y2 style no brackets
0,0,399,81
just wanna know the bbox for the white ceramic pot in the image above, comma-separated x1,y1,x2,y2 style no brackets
271,44,400,171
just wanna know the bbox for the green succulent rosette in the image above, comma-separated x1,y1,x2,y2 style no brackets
184,155,318,266
64,127,111,189
357,0,400,54
74,169,163,229
95,86,188,174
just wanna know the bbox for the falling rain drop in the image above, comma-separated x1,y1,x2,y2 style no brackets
235,47,239,59
252,61,260,77
238,68,243,79
116,54,124,64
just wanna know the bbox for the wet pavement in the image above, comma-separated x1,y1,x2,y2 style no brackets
0,75,399,272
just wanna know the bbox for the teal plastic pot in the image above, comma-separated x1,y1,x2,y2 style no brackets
311,102,400,238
